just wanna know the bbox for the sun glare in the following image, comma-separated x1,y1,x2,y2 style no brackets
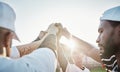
60,36,76,51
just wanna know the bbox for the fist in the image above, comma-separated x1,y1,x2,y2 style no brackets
47,23,63,36
33,31,47,42
62,28,71,39
38,31,47,39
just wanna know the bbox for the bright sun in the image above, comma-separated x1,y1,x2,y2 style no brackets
60,36,76,51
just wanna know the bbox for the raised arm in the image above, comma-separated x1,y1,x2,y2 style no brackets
62,28,102,63
16,31,50,57
16,23,61,57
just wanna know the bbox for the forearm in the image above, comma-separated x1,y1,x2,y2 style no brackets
17,33,49,57
71,35,102,63
16,42,39,57
57,47,68,72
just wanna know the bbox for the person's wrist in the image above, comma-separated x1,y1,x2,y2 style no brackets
33,37,40,42
68,33,72,39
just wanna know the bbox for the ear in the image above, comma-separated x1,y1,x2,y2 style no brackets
5,32,13,47
118,25,120,36
4,32,13,57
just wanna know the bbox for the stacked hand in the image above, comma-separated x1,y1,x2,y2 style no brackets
46,23,71,40
34,23,71,41
33,31,47,42
62,28,71,39
33,23,63,41
36,23,63,51
47,23,63,37
34,23,72,51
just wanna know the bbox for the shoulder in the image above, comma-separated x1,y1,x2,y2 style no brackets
0,56,18,72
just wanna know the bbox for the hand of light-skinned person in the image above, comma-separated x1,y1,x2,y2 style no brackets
34,23,63,42
33,23,62,51
62,28,72,39
16,23,60,57
33,31,47,42
54,23,63,40
47,23,59,35
38,23,63,51
47,23,63,37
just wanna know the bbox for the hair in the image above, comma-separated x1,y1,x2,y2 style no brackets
107,20,120,28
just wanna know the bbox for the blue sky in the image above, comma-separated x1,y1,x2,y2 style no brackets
0,0,120,47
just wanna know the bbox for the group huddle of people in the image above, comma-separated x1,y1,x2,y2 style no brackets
0,2,120,72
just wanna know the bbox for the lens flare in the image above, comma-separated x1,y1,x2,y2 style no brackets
60,36,75,51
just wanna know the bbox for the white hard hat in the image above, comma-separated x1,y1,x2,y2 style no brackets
100,6,120,21
0,2,19,41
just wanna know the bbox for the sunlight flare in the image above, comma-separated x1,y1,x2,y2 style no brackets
60,36,76,51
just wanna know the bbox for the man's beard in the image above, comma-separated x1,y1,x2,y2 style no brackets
100,35,119,71
101,37,116,58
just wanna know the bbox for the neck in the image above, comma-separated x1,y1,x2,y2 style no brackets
0,47,6,57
